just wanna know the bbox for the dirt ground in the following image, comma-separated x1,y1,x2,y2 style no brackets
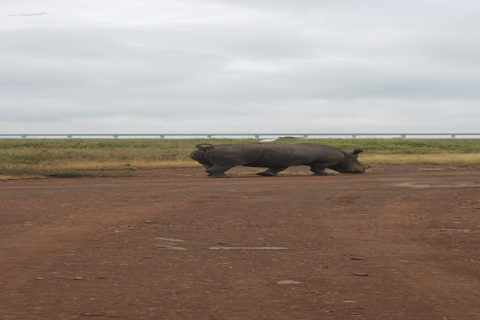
1,164,480,320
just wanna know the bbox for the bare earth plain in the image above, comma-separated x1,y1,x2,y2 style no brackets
1,165,480,320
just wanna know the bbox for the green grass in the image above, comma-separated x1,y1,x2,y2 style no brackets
0,138,479,179
0,138,480,154
1,137,480,153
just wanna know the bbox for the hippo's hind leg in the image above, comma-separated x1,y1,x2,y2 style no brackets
310,162,338,176
205,165,234,178
256,167,288,177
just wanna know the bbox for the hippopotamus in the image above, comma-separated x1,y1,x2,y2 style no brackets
190,143,366,178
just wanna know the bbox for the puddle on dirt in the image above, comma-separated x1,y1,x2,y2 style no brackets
155,237,186,242
156,244,188,251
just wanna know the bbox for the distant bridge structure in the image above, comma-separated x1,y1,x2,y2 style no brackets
1,133,480,139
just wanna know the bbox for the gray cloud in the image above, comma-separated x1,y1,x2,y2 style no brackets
1,0,479,133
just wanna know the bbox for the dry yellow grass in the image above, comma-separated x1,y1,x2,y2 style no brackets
1,153,478,180
39,160,203,170
360,153,480,165
2,138,479,180
0,175,43,180
36,153,480,171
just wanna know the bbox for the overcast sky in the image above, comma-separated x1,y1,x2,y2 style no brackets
1,0,480,134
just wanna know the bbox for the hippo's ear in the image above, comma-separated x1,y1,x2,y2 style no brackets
352,149,363,156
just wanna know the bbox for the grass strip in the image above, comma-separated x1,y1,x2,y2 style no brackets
0,139,479,179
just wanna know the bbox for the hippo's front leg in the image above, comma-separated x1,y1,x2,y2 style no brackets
310,162,339,176
205,165,234,178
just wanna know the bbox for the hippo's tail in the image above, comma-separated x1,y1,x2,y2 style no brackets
195,143,215,151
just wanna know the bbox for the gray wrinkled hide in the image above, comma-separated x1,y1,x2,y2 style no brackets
190,143,365,178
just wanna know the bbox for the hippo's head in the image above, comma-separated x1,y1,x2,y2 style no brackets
329,149,366,173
